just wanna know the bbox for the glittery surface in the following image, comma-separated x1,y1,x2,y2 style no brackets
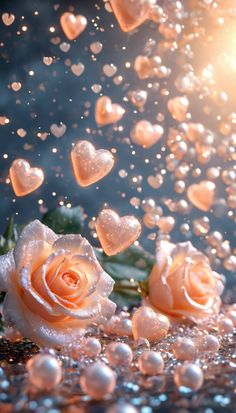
0,320,235,413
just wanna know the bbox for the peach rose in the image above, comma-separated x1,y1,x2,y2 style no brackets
0,220,116,347
148,241,224,323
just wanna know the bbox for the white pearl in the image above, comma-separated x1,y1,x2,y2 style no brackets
107,402,138,413
172,337,196,360
82,337,102,357
106,342,133,367
80,362,116,400
174,363,204,391
116,318,133,336
138,351,164,375
226,310,236,326
218,317,234,334
26,354,62,391
199,334,220,353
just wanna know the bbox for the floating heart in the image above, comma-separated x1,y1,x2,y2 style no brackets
167,96,189,122
59,42,71,53
95,96,125,126
11,82,21,92
43,57,53,66
9,159,44,197
90,41,103,54
50,123,67,138
103,64,117,77
187,180,215,212
147,173,163,189
71,62,85,77
2,13,15,26
95,209,141,256
131,120,163,148
60,12,87,41
110,0,152,32
132,306,170,342
71,140,114,187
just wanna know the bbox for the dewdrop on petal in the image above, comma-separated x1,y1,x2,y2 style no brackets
132,306,170,342
80,362,116,400
26,354,62,391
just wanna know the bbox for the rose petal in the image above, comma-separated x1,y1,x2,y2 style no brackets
2,292,86,347
148,265,174,309
149,241,175,289
14,220,57,271
0,250,15,291
53,234,96,259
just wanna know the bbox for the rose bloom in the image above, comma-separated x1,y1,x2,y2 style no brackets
0,220,116,347
148,241,224,323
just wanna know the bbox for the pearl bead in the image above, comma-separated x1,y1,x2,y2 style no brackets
172,337,196,360
138,351,164,375
227,310,236,326
80,362,116,400
174,363,204,392
132,306,170,342
218,317,234,334
82,337,102,357
26,354,62,391
107,402,138,413
199,334,220,353
106,342,133,367
116,318,133,337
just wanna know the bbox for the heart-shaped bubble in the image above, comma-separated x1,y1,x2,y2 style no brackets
71,62,85,77
71,140,114,187
110,0,153,32
2,13,15,26
60,12,87,41
50,123,67,138
9,159,44,197
167,96,189,122
96,208,141,256
95,96,125,126
131,120,163,148
187,180,215,211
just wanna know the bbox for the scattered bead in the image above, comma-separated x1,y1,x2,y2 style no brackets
218,317,234,334
198,334,220,353
106,342,133,367
172,337,196,361
80,362,116,400
174,363,204,392
138,350,164,375
26,355,62,391
82,337,102,358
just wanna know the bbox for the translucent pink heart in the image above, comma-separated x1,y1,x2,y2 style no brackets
71,140,114,187
96,209,141,256
9,159,44,197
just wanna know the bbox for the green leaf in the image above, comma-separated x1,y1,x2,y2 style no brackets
95,245,154,309
0,216,19,255
95,245,155,282
110,290,141,309
42,205,85,234
103,262,148,281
